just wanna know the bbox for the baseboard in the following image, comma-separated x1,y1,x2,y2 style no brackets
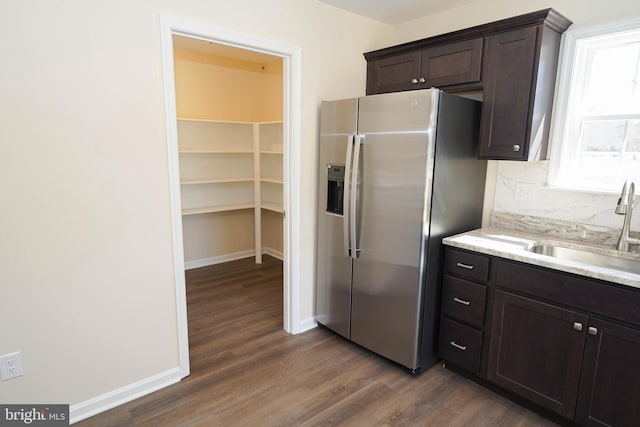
185,248,284,269
184,250,255,270
291,316,318,334
261,247,284,260
69,367,181,424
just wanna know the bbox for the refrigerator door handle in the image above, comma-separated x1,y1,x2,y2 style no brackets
350,134,363,259
343,133,355,258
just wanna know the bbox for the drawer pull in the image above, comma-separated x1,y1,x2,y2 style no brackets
411,78,419,84
450,341,467,351
453,297,471,306
573,322,583,331
588,327,598,336
456,262,474,270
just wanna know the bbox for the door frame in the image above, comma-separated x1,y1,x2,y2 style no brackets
159,15,303,378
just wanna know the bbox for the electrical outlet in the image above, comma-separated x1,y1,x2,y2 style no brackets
0,351,24,381
515,182,536,201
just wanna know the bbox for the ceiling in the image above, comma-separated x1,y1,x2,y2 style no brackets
173,1,481,62
318,0,479,24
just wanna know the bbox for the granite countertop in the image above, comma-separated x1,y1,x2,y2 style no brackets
443,227,640,290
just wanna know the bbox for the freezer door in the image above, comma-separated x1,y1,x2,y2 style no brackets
350,90,438,370
316,98,358,338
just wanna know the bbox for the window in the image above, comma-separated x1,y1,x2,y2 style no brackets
549,20,640,192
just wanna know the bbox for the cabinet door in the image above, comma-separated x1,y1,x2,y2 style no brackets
420,38,483,88
366,51,420,95
488,290,587,419
479,26,538,160
576,318,640,427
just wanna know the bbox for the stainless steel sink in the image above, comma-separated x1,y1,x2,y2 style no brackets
527,244,640,274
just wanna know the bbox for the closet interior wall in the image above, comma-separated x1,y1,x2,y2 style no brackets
173,36,284,269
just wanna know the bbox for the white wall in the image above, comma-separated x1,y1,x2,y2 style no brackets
393,0,640,232
173,47,283,122
0,0,391,415
394,0,640,44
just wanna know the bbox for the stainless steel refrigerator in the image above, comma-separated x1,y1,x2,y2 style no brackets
316,89,487,373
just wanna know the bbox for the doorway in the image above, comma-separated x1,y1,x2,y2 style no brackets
172,36,284,268
160,16,303,379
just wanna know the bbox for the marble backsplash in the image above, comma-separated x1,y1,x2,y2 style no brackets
489,160,640,248
489,211,631,247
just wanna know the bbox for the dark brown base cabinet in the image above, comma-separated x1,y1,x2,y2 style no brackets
439,247,640,427
576,318,640,426
439,249,489,376
364,9,572,161
488,290,587,419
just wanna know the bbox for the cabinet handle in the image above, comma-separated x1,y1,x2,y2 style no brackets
453,297,471,306
573,322,583,331
588,327,598,336
513,144,521,152
418,77,426,83
456,262,474,270
450,341,467,351
411,78,419,84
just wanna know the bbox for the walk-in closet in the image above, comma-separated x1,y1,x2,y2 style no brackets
173,36,284,269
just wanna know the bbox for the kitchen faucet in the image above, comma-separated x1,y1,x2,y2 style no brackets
615,181,639,252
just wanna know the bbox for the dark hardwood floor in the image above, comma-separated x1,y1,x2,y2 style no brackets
76,256,558,426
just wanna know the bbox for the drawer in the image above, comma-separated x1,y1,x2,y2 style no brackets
495,259,640,327
444,248,490,283
439,317,483,374
441,274,486,328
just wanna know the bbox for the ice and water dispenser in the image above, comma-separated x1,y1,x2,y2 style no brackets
326,164,345,215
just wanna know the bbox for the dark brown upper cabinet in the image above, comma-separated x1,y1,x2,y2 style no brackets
366,51,421,94
479,23,564,160
366,38,482,94
364,9,572,161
